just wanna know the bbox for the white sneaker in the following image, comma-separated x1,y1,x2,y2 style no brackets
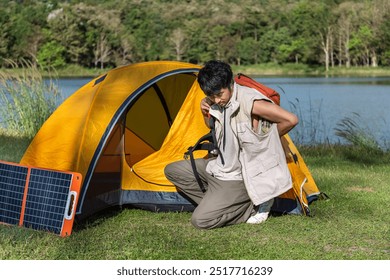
246,212,269,224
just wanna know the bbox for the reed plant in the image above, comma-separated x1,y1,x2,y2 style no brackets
336,112,383,144
335,113,380,149
285,96,329,145
0,60,61,139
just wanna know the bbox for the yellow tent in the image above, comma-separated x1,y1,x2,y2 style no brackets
20,61,321,219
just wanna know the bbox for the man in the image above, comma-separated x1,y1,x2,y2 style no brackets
164,60,298,229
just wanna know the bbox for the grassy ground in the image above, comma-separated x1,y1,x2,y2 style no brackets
0,134,389,260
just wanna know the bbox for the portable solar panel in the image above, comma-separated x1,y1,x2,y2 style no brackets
0,160,82,237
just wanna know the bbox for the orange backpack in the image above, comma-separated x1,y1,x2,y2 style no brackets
234,73,280,105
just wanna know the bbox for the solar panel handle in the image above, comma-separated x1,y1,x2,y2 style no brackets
64,191,77,220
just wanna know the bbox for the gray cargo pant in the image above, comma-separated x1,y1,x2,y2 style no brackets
164,158,254,229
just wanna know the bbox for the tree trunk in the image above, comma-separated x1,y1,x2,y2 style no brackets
371,50,378,67
330,34,334,68
338,31,342,67
320,27,331,72
345,35,350,68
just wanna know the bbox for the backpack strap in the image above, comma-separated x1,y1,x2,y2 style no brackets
184,116,224,192
184,132,212,193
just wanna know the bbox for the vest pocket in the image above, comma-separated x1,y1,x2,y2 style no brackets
237,123,267,144
238,123,271,154
237,123,251,143
247,154,279,176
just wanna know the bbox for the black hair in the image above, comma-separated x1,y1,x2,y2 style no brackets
197,60,233,96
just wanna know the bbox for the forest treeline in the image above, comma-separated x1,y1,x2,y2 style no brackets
1,0,390,71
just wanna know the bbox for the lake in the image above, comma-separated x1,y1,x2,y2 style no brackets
57,76,390,148
262,76,390,148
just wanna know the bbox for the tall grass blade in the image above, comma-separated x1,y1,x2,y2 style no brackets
335,113,381,150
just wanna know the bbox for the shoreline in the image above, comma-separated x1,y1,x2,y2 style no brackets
1,63,390,78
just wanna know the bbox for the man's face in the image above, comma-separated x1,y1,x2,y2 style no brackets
206,87,232,107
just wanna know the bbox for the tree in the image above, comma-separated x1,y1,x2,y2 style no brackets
93,33,112,69
237,37,258,65
378,14,390,66
37,41,66,69
349,25,375,66
0,7,11,65
121,3,169,61
47,5,89,65
184,18,212,63
170,28,187,61
335,2,356,67
115,33,135,65
242,4,267,64
287,0,322,65
278,38,306,64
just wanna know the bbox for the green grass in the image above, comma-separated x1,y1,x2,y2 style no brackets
0,135,389,260
0,130,31,162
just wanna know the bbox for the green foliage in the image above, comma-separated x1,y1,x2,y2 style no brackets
37,41,66,69
349,25,375,65
378,15,390,65
1,0,390,69
0,61,61,138
237,37,259,64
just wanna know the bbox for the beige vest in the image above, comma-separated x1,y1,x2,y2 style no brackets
207,83,292,206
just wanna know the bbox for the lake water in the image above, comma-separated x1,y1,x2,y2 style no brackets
56,76,390,148
259,76,390,148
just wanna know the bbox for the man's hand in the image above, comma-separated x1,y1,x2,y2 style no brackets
200,97,213,128
200,97,212,117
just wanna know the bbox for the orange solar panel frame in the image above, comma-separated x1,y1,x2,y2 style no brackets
0,160,82,237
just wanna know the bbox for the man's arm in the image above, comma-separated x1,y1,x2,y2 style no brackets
251,100,298,136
